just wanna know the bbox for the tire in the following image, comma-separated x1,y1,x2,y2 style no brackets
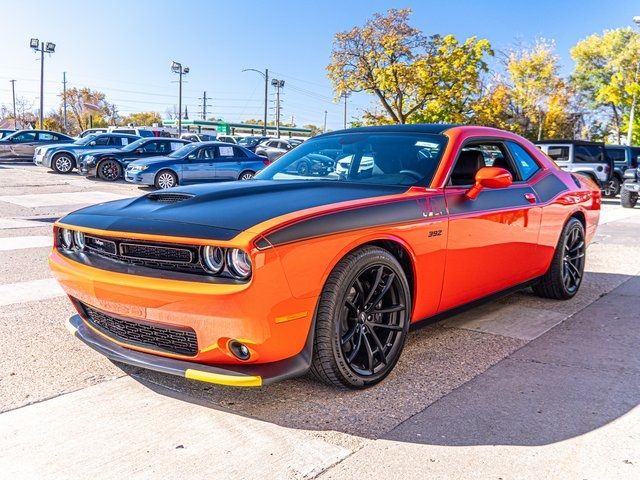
297,160,310,176
52,153,75,174
533,217,586,300
97,159,122,181
154,170,178,189
621,187,638,208
238,170,255,180
602,176,621,198
310,246,411,389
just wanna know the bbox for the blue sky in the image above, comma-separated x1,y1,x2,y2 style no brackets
0,0,637,130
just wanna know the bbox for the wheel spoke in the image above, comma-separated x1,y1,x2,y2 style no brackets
367,327,388,365
341,324,358,345
347,330,363,363
361,333,375,372
367,273,395,311
370,303,405,315
364,266,384,305
354,278,366,306
345,299,358,314
368,322,403,331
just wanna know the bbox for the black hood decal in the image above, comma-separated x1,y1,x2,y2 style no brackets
59,180,408,241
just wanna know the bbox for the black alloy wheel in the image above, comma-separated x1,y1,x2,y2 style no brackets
602,176,621,198
561,223,586,295
98,160,122,181
310,246,411,388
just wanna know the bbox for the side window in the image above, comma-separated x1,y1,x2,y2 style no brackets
450,143,515,185
170,142,184,151
233,147,247,158
606,148,626,164
121,137,133,145
38,132,54,141
156,141,171,154
546,146,570,162
574,145,603,163
142,141,159,153
13,131,37,142
631,148,640,168
94,136,110,146
197,147,215,159
217,145,235,158
506,142,541,181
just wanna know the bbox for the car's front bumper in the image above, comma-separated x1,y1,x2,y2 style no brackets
77,162,97,176
66,314,312,387
623,181,640,193
125,170,154,185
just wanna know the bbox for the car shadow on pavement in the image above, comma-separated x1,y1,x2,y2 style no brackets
121,271,639,445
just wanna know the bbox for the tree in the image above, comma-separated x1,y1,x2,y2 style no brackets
571,28,640,143
327,8,492,124
120,111,162,127
62,87,115,132
303,124,322,136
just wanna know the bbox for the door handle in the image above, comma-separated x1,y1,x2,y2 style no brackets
524,193,537,204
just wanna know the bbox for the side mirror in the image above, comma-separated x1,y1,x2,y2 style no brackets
187,154,197,160
136,148,144,154
89,141,96,146
465,166,512,200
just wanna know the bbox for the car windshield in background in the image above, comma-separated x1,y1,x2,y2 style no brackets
138,130,154,137
238,137,261,147
75,134,97,146
168,143,200,158
122,138,148,151
255,132,446,187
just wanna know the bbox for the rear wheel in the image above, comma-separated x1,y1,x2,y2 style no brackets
238,170,255,180
154,170,178,189
297,160,310,175
52,153,75,174
533,217,586,300
621,186,638,208
97,159,122,181
602,176,621,197
310,246,411,389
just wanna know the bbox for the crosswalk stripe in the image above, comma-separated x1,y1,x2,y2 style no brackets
0,191,128,208
0,278,65,306
0,218,50,229
0,236,52,251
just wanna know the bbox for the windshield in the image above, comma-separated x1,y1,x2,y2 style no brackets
74,134,97,145
238,137,262,147
169,143,200,158
255,132,447,187
122,138,148,151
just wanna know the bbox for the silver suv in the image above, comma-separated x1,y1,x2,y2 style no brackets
536,140,613,192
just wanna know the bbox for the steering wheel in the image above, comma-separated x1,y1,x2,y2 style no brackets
399,169,423,181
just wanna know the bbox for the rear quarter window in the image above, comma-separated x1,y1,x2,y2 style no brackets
574,145,604,163
546,146,570,162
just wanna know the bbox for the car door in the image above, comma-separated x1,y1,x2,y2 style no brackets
181,146,216,183
439,140,543,311
213,144,242,180
11,131,39,157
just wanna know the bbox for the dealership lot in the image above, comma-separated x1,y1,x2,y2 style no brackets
0,163,638,479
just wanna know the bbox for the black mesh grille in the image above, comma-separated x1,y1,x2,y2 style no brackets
80,302,198,356
147,193,194,203
120,243,193,262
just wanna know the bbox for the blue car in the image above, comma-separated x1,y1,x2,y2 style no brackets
125,141,269,189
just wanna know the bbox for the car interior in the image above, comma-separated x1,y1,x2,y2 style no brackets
449,143,519,186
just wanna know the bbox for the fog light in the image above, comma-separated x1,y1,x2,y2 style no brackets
229,340,251,361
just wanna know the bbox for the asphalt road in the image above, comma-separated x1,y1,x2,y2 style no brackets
0,163,638,479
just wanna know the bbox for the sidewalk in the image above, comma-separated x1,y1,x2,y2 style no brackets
320,276,640,479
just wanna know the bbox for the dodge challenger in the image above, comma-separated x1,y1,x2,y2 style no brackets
50,125,600,389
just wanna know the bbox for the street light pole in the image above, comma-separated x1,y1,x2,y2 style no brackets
342,92,350,129
271,79,285,138
171,61,189,135
30,39,56,129
62,72,68,133
242,68,269,136
627,16,640,146
10,80,17,129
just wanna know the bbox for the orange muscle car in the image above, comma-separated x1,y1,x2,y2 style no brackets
50,125,600,389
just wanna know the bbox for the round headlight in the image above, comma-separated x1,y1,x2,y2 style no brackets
73,230,86,251
226,248,252,279
60,228,73,249
202,245,224,274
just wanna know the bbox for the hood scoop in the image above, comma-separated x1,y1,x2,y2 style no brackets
146,192,194,204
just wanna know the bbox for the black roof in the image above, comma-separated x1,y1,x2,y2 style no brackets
536,139,604,146
317,124,459,137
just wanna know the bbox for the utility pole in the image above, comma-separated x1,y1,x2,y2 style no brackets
199,91,208,120
9,80,17,129
342,92,350,129
171,61,189,135
271,78,285,138
29,38,56,129
323,110,328,133
62,72,68,133
242,68,269,135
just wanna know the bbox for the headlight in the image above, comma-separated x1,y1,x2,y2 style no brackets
84,155,95,164
226,248,252,279
201,245,224,274
59,228,73,249
73,230,86,251
130,164,149,172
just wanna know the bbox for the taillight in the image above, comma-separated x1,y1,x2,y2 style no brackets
262,159,271,166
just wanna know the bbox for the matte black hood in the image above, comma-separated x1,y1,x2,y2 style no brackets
59,180,407,241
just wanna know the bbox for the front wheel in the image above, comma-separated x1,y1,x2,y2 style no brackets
532,217,586,300
52,153,75,174
602,176,621,198
310,246,411,389
97,159,122,181
238,170,255,180
621,187,638,208
154,170,178,189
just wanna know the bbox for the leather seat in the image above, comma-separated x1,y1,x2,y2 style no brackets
451,150,485,185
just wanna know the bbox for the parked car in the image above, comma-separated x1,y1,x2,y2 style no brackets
125,142,267,189
0,129,16,139
255,138,295,162
107,126,155,137
35,133,140,173
604,145,640,197
0,130,74,160
52,124,600,389
536,140,613,193
217,135,237,144
180,133,218,142
621,165,640,208
78,128,108,138
78,138,189,180
236,135,272,152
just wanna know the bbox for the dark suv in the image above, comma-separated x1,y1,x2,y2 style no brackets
604,145,640,197
621,165,640,208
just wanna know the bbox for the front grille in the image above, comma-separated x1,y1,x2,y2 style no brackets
147,193,194,203
120,242,193,263
85,235,117,255
80,302,198,356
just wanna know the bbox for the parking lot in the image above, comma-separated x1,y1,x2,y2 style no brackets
0,162,638,479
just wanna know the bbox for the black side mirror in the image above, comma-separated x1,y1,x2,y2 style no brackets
136,148,144,154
